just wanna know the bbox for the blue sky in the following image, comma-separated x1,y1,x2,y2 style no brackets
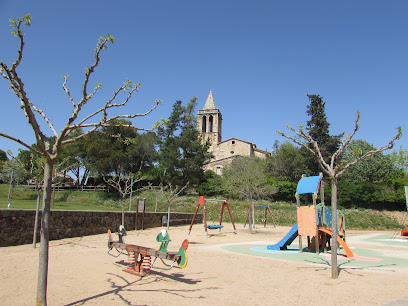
0,1,407,157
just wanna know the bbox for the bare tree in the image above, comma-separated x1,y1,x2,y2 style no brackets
8,151,45,248
0,15,160,305
277,111,402,279
104,172,144,226
161,183,188,230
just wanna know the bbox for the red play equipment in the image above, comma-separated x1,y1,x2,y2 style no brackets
400,186,408,236
188,196,237,237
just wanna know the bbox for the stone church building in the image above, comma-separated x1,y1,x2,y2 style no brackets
197,90,270,174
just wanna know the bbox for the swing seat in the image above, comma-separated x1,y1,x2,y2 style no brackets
207,225,224,229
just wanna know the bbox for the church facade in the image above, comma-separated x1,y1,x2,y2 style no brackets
197,90,270,174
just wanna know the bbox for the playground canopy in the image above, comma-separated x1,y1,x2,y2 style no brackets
296,174,322,196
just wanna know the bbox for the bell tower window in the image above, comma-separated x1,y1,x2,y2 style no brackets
209,115,213,132
202,115,207,133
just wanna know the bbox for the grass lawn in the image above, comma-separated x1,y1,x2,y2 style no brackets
0,184,404,230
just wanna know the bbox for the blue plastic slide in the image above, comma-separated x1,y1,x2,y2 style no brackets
267,224,298,250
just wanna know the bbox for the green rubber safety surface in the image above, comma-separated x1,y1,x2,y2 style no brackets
361,234,408,247
221,234,408,271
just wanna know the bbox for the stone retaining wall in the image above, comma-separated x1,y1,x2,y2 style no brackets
0,209,202,247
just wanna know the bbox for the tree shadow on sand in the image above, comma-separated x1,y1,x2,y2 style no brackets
64,272,218,305
301,256,397,276
48,237,99,249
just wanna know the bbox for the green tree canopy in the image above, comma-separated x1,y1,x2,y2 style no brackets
0,149,8,181
222,156,277,233
0,150,7,161
0,158,28,184
157,98,212,187
222,156,277,201
196,170,225,197
340,140,398,183
85,119,148,177
17,149,45,183
57,128,88,186
391,146,408,175
267,141,309,182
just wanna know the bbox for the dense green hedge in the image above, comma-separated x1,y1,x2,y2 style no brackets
196,172,408,211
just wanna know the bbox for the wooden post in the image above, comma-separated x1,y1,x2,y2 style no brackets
263,206,267,227
251,203,255,229
244,207,251,228
135,197,139,230
139,199,145,230
203,202,208,237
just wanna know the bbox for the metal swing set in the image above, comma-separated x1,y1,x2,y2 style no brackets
244,203,276,229
188,196,237,237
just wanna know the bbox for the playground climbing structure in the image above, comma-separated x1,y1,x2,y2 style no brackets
268,173,353,257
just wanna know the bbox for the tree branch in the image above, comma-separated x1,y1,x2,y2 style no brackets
0,16,50,151
332,111,360,165
58,35,115,144
337,127,402,177
277,124,330,173
62,75,75,107
75,80,140,127
55,36,159,156
28,102,58,137
81,35,113,101
0,132,42,155
10,15,31,71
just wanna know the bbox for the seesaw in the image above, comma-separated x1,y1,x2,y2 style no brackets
108,227,188,277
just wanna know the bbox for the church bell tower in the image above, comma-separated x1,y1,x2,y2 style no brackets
197,90,222,148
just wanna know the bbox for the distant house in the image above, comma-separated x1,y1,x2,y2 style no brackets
197,90,270,174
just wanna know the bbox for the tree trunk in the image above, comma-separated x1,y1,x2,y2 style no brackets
80,168,90,187
167,202,171,231
36,160,53,305
248,197,253,234
121,199,125,227
122,200,125,227
32,187,41,248
331,177,339,279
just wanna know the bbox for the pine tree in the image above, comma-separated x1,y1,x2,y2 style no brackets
157,98,212,187
304,95,343,173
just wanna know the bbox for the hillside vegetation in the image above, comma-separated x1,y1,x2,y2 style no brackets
1,185,406,230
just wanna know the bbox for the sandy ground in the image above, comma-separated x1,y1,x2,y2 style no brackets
1,224,408,305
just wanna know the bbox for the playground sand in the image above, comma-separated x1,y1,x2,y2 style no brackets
1,224,408,305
